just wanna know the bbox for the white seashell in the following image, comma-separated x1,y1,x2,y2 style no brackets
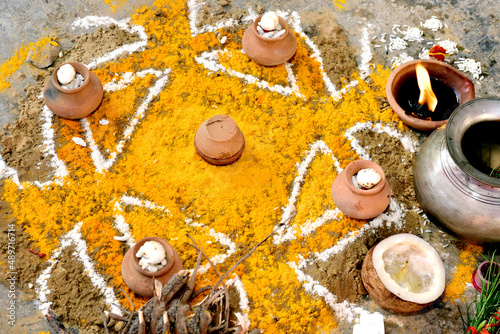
352,175,361,189
114,234,129,242
57,64,76,85
72,137,87,147
356,168,382,189
274,29,286,38
61,73,84,90
146,264,158,272
258,11,279,31
161,259,167,266
136,241,166,265
257,25,265,36
220,36,227,44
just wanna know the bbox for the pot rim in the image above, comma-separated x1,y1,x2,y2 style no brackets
252,15,290,42
130,236,176,277
51,62,90,94
386,59,475,131
344,160,388,195
446,97,500,187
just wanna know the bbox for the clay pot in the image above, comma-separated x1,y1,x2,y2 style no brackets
472,261,500,292
414,98,500,243
121,237,183,297
43,62,103,119
331,160,391,220
242,15,297,66
194,114,245,165
386,59,474,131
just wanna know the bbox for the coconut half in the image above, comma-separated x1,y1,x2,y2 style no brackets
361,233,445,314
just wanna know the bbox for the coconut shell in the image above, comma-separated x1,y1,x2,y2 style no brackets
361,246,432,314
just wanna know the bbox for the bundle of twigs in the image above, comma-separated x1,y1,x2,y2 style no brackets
460,253,500,334
98,230,277,334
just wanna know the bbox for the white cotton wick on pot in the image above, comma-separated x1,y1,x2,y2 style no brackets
258,11,279,31
57,64,76,85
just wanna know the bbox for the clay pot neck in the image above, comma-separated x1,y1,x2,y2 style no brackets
52,62,90,94
252,16,290,42
344,160,387,195
130,237,175,277
205,115,238,142
446,98,500,187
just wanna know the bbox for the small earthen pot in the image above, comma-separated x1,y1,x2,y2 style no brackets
331,160,391,220
386,59,474,131
194,114,245,165
242,15,297,66
472,261,500,292
122,237,183,298
43,62,103,119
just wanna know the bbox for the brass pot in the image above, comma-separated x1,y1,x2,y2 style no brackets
414,98,500,243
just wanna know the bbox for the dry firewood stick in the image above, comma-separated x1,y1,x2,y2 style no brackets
163,311,170,334
138,310,146,334
120,289,135,334
45,309,70,334
99,307,110,334
105,310,130,322
210,220,287,293
176,248,203,334
112,302,132,316
185,235,230,332
127,269,191,333
150,279,164,334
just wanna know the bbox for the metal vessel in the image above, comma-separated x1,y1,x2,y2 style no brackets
414,98,500,243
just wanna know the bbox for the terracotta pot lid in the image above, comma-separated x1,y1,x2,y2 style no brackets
194,114,245,165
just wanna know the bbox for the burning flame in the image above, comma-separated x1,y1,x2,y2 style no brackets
416,63,438,112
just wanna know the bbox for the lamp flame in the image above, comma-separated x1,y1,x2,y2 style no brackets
416,63,438,112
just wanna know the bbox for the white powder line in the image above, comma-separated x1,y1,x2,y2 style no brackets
274,140,343,244
195,50,295,96
287,11,344,100
300,199,407,268
289,261,371,322
82,69,171,173
291,199,407,323
299,208,342,237
103,69,164,92
345,122,418,160
188,6,358,100
71,16,148,70
34,106,70,188
285,62,304,99
188,219,237,275
359,26,373,80
227,274,250,313
0,154,22,188
121,194,170,214
35,222,123,316
227,274,251,328
112,200,135,247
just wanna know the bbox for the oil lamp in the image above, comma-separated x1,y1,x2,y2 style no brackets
386,59,474,131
